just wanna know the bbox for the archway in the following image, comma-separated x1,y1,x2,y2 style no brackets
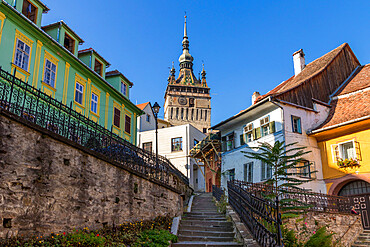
338,180,370,196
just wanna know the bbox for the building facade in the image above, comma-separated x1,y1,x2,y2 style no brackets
137,124,206,191
163,16,211,134
212,43,360,193
0,0,142,144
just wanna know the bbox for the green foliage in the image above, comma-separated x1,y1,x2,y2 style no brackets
304,226,333,247
0,216,175,247
282,226,302,247
243,141,315,217
215,194,228,214
133,229,177,247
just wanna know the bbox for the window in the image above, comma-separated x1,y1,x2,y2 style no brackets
91,93,98,114
171,137,182,152
332,140,359,161
240,134,245,146
113,107,121,128
22,0,37,23
189,98,194,107
121,82,127,96
14,39,30,71
146,114,150,122
43,59,57,87
143,142,152,152
292,116,302,134
295,161,314,178
227,169,235,181
244,162,253,182
260,116,270,137
261,162,272,180
125,115,131,134
64,33,75,53
94,60,102,76
75,82,84,105
203,128,207,133
194,139,199,147
221,132,235,152
243,123,254,143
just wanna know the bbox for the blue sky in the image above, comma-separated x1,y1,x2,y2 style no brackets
41,0,370,125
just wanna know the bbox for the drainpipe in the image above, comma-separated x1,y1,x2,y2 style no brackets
12,0,17,8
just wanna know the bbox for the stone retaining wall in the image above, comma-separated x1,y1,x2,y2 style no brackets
0,111,191,238
284,211,362,246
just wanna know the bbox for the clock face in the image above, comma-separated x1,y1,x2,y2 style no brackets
178,97,187,105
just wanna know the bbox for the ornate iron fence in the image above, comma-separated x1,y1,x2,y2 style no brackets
228,180,283,247
236,180,352,214
0,67,189,189
212,185,224,201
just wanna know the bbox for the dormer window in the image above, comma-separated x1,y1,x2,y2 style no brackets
94,60,102,76
22,0,37,23
121,82,127,96
64,33,75,53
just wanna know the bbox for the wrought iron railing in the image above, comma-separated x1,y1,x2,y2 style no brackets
237,181,352,214
0,67,189,189
228,180,283,247
212,185,224,201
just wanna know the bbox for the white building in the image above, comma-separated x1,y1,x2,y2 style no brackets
138,124,206,191
211,43,359,193
136,102,156,132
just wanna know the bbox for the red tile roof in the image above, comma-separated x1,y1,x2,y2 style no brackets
136,102,150,110
256,43,350,103
312,64,370,131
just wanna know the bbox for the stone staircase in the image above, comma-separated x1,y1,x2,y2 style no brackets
352,230,370,247
172,193,242,247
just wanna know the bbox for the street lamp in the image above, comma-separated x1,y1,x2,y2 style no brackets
152,102,161,177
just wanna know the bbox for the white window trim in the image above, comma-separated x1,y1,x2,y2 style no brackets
75,82,84,105
43,58,57,87
14,39,31,71
91,92,98,114
331,139,357,162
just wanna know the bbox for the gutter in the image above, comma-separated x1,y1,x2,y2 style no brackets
308,115,370,135
0,0,142,114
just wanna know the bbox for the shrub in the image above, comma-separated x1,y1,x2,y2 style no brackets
282,226,302,247
133,229,177,247
215,194,228,214
304,226,333,247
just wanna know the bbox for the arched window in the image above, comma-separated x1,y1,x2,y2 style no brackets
338,180,370,196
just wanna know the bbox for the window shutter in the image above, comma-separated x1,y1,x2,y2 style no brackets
240,134,245,146
261,162,266,180
255,127,261,139
221,136,227,152
354,141,362,160
252,129,256,140
331,144,340,162
298,119,302,134
269,121,276,133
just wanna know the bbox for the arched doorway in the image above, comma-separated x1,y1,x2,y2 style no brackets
339,180,370,230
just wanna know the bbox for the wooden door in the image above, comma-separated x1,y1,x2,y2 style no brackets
351,194,370,230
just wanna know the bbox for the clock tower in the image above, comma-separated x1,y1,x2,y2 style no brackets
163,16,211,133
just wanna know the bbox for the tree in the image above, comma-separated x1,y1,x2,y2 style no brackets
242,140,316,218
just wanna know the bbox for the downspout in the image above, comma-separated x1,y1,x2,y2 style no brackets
12,0,16,8
56,22,62,43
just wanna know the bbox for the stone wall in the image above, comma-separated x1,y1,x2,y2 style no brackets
284,212,362,247
0,111,191,238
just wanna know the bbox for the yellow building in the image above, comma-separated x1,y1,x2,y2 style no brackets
309,64,370,228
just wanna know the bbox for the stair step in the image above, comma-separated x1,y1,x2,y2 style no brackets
179,224,234,232
178,230,234,237
181,220,232,227
182,217,227,221
184,213,224,217
172,241,242,247
178,235,235,242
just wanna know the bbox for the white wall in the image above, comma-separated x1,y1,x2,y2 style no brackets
137,104,156,132
138,124,206,191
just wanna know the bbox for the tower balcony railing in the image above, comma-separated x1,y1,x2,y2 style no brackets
0,67,189,190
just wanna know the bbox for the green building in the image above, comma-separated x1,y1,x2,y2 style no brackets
0,0,142,144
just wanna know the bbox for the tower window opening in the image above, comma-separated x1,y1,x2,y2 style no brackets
186,108,188,120
181,108,184,119
205,110,207,121
176,108,179,119
200,109,203,120
189,98,194,107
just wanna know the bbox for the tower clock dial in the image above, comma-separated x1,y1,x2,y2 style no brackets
178,97,187,105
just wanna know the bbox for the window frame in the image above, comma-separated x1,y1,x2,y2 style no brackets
243,123,254,143
291,115,302,134
121,81,127,96
244,162,253,182
22,0,38,24
143,142,152,152
64,33,75,53
74,82,84,105
14,39,31,72
260,116,270,137
332,139,358,162
228,168,235,181
42,52,58,88
261,162,272,181
125,114,131,134
171,137,183,152
91,92,98,114
94,59,103,76
113,107,121,128
146,114,150,123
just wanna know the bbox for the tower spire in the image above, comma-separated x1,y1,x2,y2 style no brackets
179,14,193,69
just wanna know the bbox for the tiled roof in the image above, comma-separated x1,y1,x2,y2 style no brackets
106,70,134,86
136,102,150,110
312,64,370,130
256,43,348,103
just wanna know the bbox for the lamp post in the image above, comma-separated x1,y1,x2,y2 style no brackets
152,102,161,176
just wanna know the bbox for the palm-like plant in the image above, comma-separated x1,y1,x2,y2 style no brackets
242,140,315,217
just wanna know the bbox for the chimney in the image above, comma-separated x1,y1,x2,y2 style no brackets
252,91,261,105
293,49,305,76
